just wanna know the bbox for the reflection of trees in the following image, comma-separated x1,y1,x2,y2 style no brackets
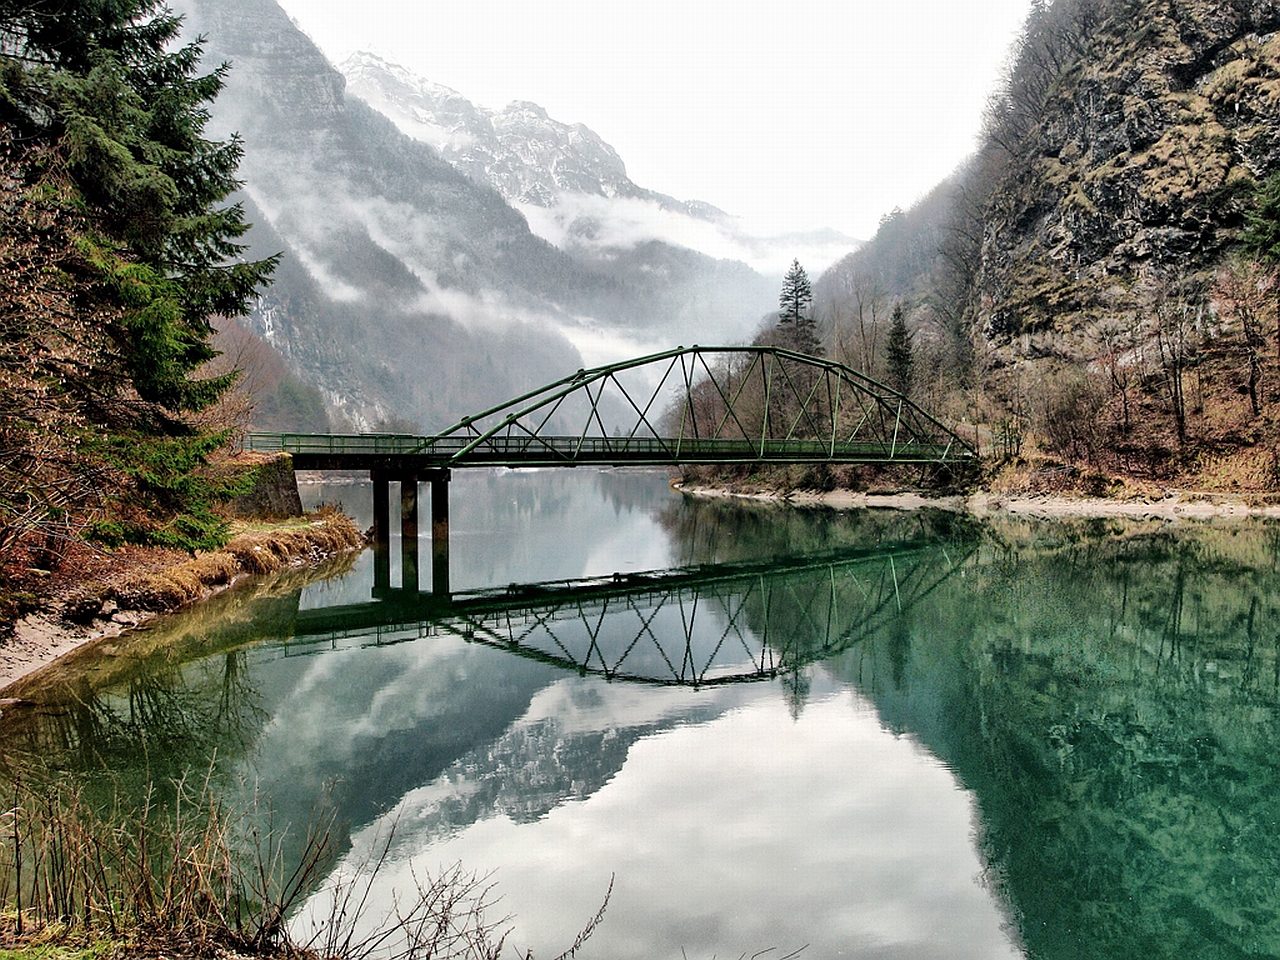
831,523,1280,958
2,653,267,809
0,563,336,808
658,495,972,568
658,497,979,714
0,553,365,782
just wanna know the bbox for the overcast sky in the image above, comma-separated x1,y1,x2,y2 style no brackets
273,0,1034,242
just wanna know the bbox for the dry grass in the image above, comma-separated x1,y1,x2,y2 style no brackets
101,515,364,615
0,773,609,960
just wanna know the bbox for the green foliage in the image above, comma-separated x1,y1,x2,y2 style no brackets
98,431,255,553
1238,170,1280,264
2,0,276,416
776,258,822,356
884,303,914,395
0,0,277,559
778,258,813,324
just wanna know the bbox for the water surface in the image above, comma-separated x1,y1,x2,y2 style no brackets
5,469,1280,959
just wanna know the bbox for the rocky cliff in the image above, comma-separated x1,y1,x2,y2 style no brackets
811,0,1280,483
978,0,1280,357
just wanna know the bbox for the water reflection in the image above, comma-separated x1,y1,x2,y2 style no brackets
852,519,1280,960
278,534,975,688
4,473,1280,957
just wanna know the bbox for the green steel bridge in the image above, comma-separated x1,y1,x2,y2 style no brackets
247,345,976,471
245,346,979,595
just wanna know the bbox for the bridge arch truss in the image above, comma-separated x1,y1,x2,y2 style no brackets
422,345,976,468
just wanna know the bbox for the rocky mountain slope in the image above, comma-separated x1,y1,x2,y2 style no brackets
176,0,779,430
339,52,856,277
815,0,1280,485
339,52,702,212
976,0,1280,353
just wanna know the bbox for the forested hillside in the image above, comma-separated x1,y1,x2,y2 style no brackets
818,0,1280,490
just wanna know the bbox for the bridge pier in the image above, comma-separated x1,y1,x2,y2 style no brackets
431,472,450,596
371,469,391,591
401,477,419,594
369,468,450,598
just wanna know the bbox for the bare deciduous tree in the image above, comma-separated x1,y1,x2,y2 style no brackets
1215,258,1277,416
1151,279,1208,447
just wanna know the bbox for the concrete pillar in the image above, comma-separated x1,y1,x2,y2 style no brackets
431,471,451,597
371,469,390,593
401,476,419,594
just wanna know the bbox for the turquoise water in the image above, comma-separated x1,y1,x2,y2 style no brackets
5,469,1280,958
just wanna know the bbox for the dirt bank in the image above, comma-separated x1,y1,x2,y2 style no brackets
0,511,365,693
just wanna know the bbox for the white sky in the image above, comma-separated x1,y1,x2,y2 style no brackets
273,0,1033,241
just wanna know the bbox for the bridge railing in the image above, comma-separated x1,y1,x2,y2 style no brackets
247,433,962,465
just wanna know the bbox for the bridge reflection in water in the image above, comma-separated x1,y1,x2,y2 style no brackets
274,536,975,687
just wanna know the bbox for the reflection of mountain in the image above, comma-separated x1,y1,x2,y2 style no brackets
227,635,753,871
10,492,1280,956
365,678,740,854
237,638,559,857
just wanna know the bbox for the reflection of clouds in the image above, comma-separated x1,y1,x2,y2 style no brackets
517,676,741,738
308,692,1023,960
254,636,479,770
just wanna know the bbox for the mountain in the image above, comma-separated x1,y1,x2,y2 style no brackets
175,0,785,431
339,52,858,278
813,0,1280,486
339,52,701,213
972,0,1280,351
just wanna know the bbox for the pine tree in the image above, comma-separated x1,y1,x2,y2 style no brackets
2,0,276,417
778,258,813,324
885,303,914,396
1239,171,1280,265
776,259,822,356
0,0,277,557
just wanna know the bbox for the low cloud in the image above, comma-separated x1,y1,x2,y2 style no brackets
519,193,858,277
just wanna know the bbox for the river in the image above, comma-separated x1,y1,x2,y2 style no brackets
3,468,1280,959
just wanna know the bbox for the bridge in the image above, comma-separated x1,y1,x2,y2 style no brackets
263,534,976,688
247,346,978,596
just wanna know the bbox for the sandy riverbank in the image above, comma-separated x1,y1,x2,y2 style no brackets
0,513,365,695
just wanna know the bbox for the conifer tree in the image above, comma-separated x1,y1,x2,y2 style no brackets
1,0,276,417
885,303,914,396
778,258,813,324
1239,171,1280,265
777,259,822,356
0,0,277,556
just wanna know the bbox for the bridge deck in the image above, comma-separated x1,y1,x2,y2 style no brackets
248,433,970,469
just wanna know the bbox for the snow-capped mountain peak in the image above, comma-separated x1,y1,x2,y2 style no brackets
337,52,858,276
339,51,642,206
